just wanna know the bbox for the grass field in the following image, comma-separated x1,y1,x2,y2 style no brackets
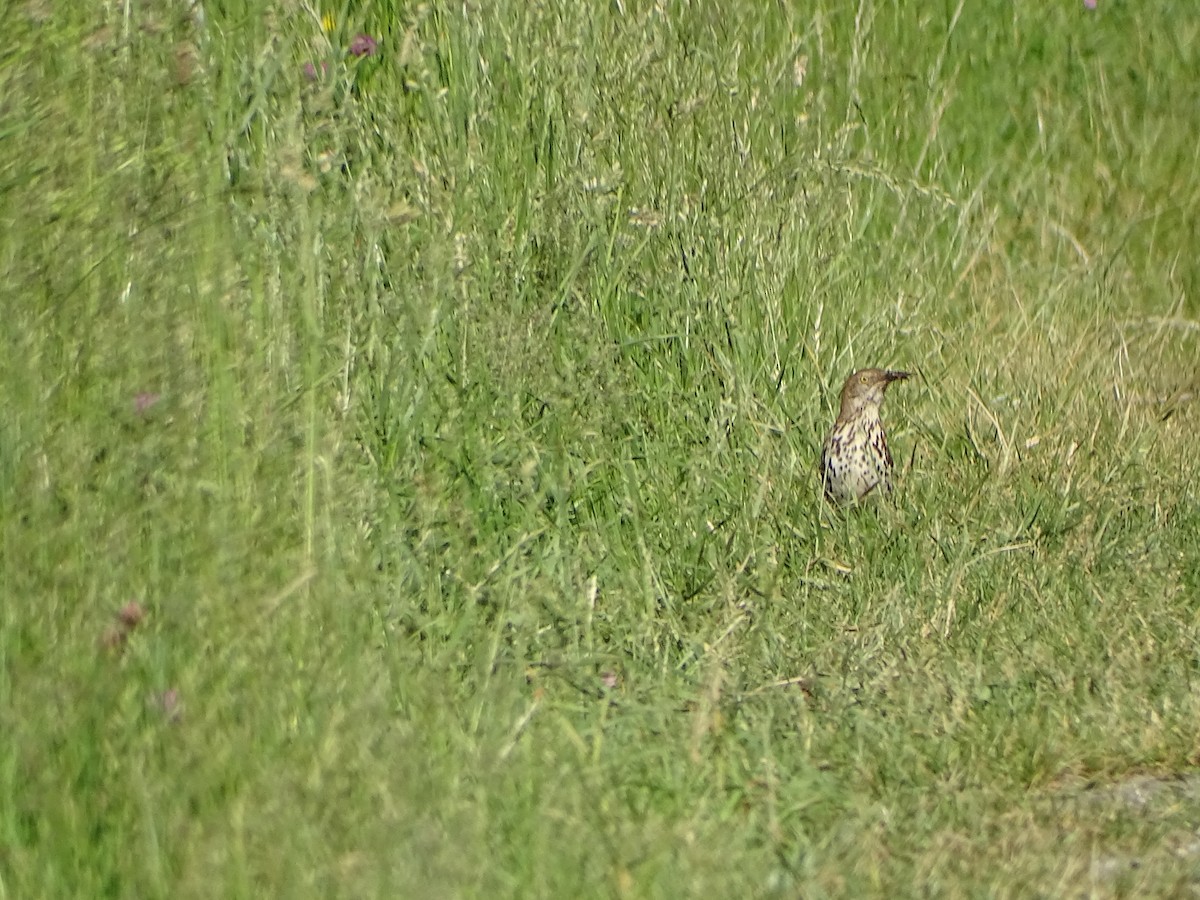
3,0,1200,896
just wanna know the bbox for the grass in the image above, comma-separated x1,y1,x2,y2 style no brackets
2,0,1199,896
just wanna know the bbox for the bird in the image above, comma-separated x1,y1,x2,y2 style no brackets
819,368,910,504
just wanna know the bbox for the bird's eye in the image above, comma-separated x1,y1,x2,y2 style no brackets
859,374,869,383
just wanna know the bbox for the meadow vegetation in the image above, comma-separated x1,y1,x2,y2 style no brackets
2,0,1199,896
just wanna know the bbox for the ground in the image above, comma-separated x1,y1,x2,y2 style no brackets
2,1,1199,896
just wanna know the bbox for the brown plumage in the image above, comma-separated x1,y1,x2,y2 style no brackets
819,368,910,504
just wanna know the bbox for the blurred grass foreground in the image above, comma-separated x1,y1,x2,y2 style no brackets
2,1,1199,896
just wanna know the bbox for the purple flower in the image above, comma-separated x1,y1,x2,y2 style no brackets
303,60,330,81
349,33,378,58
119,600,146,629
160,689,182,722
146,689,183,722
1083,0,1096,8
134,392,161,414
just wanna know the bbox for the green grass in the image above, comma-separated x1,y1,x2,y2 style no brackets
3,0,1200,896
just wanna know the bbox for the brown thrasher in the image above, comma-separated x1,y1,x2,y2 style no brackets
819,368,910,504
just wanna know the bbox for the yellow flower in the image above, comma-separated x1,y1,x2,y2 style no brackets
321,12,336,32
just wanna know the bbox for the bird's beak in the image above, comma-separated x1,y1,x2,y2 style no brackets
885,370,911,382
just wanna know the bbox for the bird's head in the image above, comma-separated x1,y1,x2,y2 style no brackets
837,368,909,420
